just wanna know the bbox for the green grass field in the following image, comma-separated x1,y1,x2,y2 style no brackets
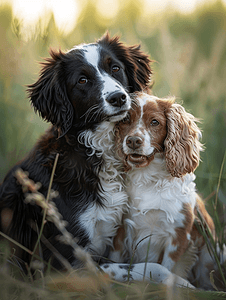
0,0,226,298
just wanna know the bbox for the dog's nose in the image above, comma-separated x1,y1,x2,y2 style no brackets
126,136,143,150
107,92,127,108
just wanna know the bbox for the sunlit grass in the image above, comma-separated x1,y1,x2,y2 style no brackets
0,0,226,298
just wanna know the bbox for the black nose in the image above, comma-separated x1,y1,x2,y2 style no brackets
126,136,143,150
107,92,127,108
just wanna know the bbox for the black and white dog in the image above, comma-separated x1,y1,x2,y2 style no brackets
0,33,152,269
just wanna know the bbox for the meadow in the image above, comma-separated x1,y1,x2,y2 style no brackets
0,0,226,298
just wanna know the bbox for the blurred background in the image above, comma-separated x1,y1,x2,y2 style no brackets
0,0,225,230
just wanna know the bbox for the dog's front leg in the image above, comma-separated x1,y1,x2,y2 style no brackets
161,229,190,272
161,203,195,271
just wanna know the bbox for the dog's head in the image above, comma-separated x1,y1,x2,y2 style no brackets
115,92,203,177
28,33,152,137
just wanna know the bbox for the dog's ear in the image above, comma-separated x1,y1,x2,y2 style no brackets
126,44,152,92
98,32,152,92
27,49,74,137
164,102,203,178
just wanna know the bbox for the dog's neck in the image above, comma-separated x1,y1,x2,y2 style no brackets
125,154,197,223
78,122,115,156
78,122,124,179
125,153,169,183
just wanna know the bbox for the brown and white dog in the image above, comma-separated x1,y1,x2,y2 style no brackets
110,92,225,289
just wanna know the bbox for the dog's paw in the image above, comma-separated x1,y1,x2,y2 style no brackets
99,262,195,289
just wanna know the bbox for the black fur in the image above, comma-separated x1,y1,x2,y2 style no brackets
0,33,152,270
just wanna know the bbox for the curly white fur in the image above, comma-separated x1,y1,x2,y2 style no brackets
78,122,128,255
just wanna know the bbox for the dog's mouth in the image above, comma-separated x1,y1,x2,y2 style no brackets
107,110,128,122
128,154,146,163
126,153,152,168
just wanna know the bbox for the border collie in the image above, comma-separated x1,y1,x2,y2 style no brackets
0,33,152,269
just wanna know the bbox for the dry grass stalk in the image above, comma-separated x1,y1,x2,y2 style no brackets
14,168,97,274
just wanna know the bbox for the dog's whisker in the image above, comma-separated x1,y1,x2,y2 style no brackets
81,104,100,123
90,107,104,123
87,106,103,123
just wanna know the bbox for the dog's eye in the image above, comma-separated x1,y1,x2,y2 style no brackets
151,119,159,126
112,65,120,73
78,77,88,84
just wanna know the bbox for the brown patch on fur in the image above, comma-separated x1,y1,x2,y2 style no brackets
183,203,195,232
142,98,173,153
172,241,198,278
191,195,215,248
190,222,205,249
37,129,59,156
169,197,215,263
196,195,215,235
169,203,194,262
170,228,190,262
113,226,125,252
1,208,13,233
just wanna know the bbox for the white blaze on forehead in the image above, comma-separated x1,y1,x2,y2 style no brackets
83,44,100,68
137,93,159,133
143,129,153,155
70,43,100,68
136,94,148,134
71,43,130,116
139,95,158,156
138,94,149,110
137,94,159,111
83,44,127,101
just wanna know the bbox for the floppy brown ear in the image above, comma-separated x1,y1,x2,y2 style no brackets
164,103,203,177
98,32,152,92
27,49,74,137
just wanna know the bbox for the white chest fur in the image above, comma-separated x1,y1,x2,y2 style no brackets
78,122,128,255
124,155,197,265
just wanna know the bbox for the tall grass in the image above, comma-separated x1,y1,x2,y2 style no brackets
2,0,225,233
0,0,226,298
